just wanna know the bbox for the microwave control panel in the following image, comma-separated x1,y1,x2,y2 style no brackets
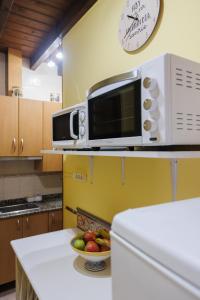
78,108,87,140
141,54,169,146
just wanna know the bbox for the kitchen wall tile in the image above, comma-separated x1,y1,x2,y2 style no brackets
38,174,62,195
34,175,45,195
0,172,62,201
4,176,21,200
19,175,36,197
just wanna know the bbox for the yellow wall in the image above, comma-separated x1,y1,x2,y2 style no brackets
62,0,200,228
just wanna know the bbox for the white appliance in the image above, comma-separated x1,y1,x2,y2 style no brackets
111,198,200,300
52,102,87,149
87,54,200,148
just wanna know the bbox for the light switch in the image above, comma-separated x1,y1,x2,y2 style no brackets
73,172,87,182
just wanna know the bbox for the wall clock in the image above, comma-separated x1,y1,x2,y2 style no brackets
119,0,160,51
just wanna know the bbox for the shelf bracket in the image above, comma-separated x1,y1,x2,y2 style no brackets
170,158,178,201
121,157,126,185
89,156,94,184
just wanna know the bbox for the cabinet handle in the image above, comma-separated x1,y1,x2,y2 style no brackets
12,138,17,152
52,213,55,225
26,217,29,227
20,138,24,152
16,219,20,231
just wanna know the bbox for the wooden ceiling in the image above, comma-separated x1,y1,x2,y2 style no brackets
0,0,97,67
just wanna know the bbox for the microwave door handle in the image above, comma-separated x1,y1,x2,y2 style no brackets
70,110,78,140
87,70,139,97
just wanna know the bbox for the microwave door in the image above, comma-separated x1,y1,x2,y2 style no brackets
88,80,142,144
53,112,79,142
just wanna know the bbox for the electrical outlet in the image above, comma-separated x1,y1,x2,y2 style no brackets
73,172,87,182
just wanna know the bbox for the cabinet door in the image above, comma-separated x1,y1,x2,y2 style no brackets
35,102,62,172
0,217,23,284
23,212,49,238
48,210,63,232
0,96,18,156
19,99,43,156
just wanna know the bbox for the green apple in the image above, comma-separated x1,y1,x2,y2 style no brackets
74,239,85,250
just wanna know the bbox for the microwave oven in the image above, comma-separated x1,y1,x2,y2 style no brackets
87,53,200,148
52,102,87,149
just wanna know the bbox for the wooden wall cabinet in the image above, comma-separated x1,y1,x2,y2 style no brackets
35,101,62,172
0,96,43,157
0,209,63,285
0,96,61,171
0,96,18,156
19,99,43,157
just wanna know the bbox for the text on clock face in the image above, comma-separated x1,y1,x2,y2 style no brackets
125,12,151,40
131,1,144,12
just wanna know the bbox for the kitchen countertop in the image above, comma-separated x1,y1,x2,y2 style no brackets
0,195,62,219
11,229,112,300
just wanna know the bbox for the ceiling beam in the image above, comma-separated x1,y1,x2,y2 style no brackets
30,0,97,69
0,0,14,38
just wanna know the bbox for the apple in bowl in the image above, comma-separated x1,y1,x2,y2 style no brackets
71,229,111,270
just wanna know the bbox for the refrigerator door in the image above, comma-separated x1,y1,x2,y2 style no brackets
112,198,200,291
111,231,200,300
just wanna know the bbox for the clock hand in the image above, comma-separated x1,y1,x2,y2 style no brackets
127,15,139,21
124,19,138,39
124,15,139,39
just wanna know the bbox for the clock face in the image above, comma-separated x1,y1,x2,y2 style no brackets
119,0,160,51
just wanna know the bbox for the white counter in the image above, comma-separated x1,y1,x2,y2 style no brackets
11,229,112,300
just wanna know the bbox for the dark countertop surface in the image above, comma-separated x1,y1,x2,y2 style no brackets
0,194,62,219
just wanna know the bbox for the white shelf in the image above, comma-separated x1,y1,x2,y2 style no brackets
41,148,200,202
41,149,200,159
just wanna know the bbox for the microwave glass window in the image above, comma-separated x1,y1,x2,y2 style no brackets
53,112,79,141
88,80,141,140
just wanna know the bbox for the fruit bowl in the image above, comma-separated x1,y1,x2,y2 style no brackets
71,238,111,262
70,229,111,271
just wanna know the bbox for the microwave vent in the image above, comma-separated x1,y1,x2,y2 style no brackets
175,68,200,91
176,113,200,131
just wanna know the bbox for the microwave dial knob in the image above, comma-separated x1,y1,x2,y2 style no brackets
143,98,157,111
80,126,85,136
143,77,157,91
143,120,157,132
79,111,85,122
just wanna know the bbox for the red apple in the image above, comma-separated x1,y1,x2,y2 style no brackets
83,231,96,242
85,241,100,252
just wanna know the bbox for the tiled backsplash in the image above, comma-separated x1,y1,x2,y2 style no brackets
0,161,62,201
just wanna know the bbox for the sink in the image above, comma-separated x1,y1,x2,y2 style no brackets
0,202,39,214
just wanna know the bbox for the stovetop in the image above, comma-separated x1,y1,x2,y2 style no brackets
0,202,39,213
0,198,27,208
